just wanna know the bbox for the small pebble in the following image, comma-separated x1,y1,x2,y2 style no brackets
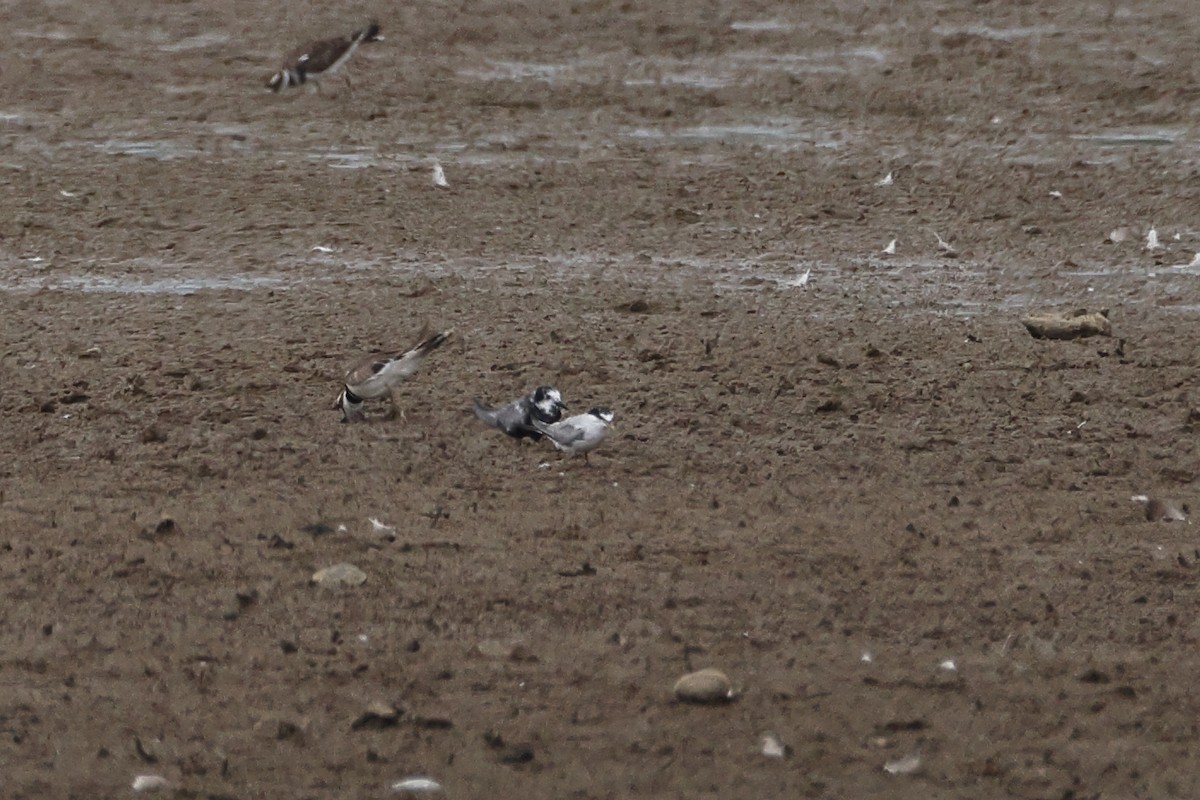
311,563,367,588
673,668,733,704
393,776,442,793
131,774,169,792
884,753,922,775
761,733,789,758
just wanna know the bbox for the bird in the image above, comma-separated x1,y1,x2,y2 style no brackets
472,386,566,440
533,407,615,464
335,330,451,423
267,21,382,92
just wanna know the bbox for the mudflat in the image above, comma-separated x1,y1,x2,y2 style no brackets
3,1,1200,797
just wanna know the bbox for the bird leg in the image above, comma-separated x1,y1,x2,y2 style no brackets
386,387,407,422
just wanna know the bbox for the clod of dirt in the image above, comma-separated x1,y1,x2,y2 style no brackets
140,426,168,444
266,533,294,549
483,730,535,765
1020,309,1111,340
311,563,367,588
140,517,178,541
133,736,159,763
615,298,660,314
472,640,537,661
275,720,303,741
351,701,403,731
673,667,734,704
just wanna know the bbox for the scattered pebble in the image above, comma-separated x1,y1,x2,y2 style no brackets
760,733,790,759
882,239,896,255
432,161,450,189
860,651,874,664
473,640,535,661
369,517,396,534
781,267,810,288
393,776,443,793
933,230,956,255
131,775,170,792
1132,494,1189,523
939,659,957,672
1020,309,1111,341
1146,227,1161,250
483,730,535,764
883,753,922,775
673,667,734,704
1107,226,1132,244
311,563,367,588
876,171,893,187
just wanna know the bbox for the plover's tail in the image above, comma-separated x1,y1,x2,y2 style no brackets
407,329,451,359
352,21,383,43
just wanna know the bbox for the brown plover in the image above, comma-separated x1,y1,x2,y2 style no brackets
335,330,451,423
268,21,382,92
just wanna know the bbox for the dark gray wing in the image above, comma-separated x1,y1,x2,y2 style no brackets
473,397,542,439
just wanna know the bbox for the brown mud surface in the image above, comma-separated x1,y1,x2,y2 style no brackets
3,0,1200,797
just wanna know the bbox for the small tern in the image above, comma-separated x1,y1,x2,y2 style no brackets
533,406,615,464
472,385,566,440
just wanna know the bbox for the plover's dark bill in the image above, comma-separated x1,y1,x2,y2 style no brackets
533,406,615,463
268,21,383,92
472,385,566,440
335,329,451,423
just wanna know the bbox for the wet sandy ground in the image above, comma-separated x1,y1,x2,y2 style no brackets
4,0,1200,797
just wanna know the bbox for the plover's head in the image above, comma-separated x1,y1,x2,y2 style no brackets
532,385,566,418
267,69,302,92
588,407,616,426
335,387,365,423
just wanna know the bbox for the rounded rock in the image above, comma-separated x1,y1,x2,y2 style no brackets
673,668,733,704
311,563,367,588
